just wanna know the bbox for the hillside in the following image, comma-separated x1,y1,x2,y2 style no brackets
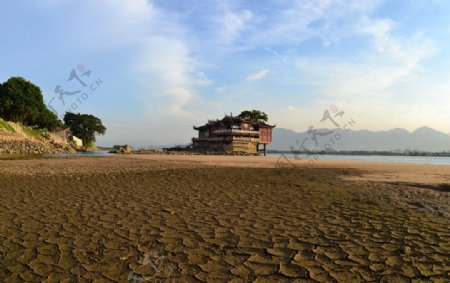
0,119,75,154
270,126,450,152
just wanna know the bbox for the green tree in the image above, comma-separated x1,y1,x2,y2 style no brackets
238,109,268,122
0,77,43,123
0,76,62,130
63,112,106,146
36,108,63,131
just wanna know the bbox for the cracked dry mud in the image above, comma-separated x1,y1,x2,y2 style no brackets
0,157,449,282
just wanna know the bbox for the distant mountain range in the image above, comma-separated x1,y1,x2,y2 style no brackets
270,126,450,152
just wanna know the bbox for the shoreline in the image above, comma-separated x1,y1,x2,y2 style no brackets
268,150,450,157
5,150,450,165
2,153,448,185
121,154,450,184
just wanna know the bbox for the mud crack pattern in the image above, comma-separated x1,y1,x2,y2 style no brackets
0,158,449,282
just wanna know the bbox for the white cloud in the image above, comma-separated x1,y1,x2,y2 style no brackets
217,10,254,44
286,105,300,112
245,69,269,81
135,36,195,116
271,8,441,133
192,72,213,87
52,0,157,51
358,18,395,52
291,13,436,98
244,0,382,48
47,0,198,118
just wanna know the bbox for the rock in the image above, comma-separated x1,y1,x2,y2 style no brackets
114,145,133,154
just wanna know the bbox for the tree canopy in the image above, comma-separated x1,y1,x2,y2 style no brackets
0,76,62,130
238,109,268,122
36,109,62,130
63,112,106,146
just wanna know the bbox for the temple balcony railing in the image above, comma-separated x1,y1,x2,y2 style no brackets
213,129,259,135
193,136,260,142
192,137,224,142
229,136,259,142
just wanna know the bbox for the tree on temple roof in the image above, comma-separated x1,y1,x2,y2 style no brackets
238,109,268,122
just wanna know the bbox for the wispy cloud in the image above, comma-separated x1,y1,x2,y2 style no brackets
246,69,269,81
265,3,441,132
286,105,300,112
328,19,436,98
217,10,254,44
79,0,199,117
238,0,382,48
136,36,195,116
36,0,201,143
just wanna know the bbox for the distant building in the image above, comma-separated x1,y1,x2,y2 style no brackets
72,136,83,148
192,115,275,155
54,128,83,148
54,128,70,144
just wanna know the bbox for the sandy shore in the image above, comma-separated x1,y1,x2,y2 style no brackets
0,155,449,282
128,154,450,184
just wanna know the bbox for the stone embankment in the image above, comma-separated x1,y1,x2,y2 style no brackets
0,120,75,155
0,136,74,154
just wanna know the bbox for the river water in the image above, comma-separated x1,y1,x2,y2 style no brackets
43,151,450,166
45,151,112,157
269,153,450,165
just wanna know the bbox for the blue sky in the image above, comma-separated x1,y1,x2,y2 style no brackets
1,0,449,146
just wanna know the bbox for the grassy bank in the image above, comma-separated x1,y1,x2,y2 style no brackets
0,119,16,133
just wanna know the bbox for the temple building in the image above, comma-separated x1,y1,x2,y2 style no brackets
192,115,275,155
